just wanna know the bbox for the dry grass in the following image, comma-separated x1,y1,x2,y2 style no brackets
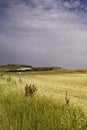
1,72,87,113
1,72,87,129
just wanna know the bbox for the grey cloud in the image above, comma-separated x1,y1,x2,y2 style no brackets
64,1,80,8
0,0,87,68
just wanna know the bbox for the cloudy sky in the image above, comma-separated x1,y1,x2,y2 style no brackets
0,0,87,68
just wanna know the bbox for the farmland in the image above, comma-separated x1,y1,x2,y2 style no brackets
0,69,87,129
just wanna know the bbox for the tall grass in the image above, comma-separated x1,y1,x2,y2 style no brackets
0,92,87,130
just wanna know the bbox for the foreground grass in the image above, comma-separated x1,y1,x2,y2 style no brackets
0,93,87,130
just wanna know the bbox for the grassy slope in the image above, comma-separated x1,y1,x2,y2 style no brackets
16,72,87,113
0,64,32,72
1,72,87,129
1,72,87,112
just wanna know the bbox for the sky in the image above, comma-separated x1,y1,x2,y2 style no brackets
0,0,87,69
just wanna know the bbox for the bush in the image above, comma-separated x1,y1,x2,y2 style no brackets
25,84,38,96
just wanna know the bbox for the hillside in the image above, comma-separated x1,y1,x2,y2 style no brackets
0,64,33,72
0,64,65,72
0,64,87,73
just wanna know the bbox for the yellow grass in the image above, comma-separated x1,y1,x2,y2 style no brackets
1,72,87,114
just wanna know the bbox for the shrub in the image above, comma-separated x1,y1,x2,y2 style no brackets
25,84,38,97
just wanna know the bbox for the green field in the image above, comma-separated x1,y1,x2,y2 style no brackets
0,71,87,130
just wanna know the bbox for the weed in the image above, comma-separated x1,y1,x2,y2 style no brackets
65,91,70,106
7,76,11,83
25,84,38,97
19,78,23,83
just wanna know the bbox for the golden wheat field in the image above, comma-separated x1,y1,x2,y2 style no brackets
1,72,87,114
